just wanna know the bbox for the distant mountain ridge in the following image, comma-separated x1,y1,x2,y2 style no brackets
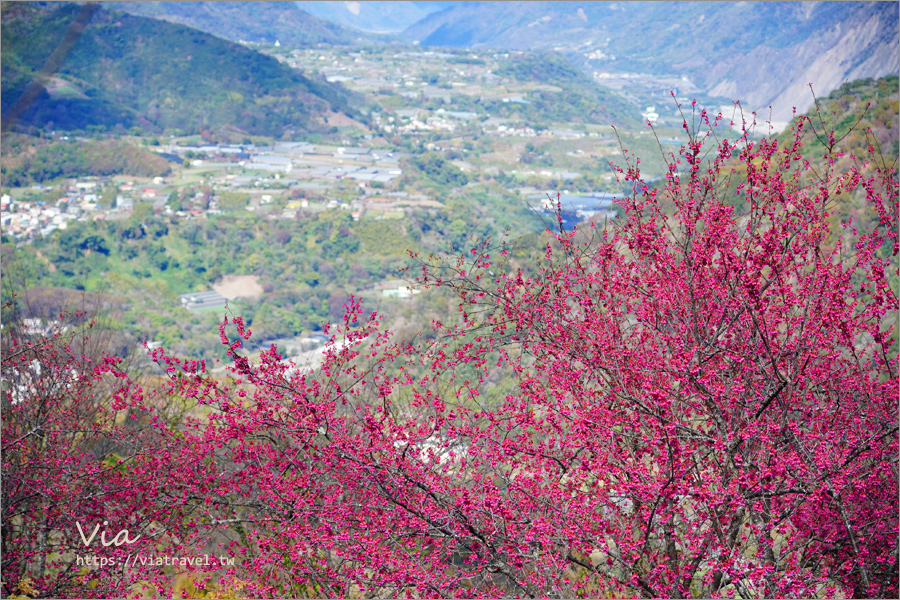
101,1,363,46
294,1,457,34
402,1,899,123
104,1,457,41
1,2,361,136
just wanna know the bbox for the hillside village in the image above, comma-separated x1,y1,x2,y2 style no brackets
2,141,428,242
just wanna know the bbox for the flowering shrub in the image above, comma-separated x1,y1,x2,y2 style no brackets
2,103,897,598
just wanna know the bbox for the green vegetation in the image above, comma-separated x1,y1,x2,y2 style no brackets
217,192,250,211
492,52,641,127
495,52,591,87
1,167,548,360
1,208,417,356
1,2,362,136
410,153,469,188
1,135,172,186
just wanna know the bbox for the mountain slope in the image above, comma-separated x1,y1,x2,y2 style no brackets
102,1,361,46
403,1,899,122
1,2,361,136
493,52,640,127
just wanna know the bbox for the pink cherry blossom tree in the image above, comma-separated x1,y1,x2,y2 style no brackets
3,102,896,598
147,105,897,598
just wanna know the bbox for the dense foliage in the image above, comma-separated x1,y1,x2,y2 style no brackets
411,152,470,188
3,210,403,354
1,136,172,186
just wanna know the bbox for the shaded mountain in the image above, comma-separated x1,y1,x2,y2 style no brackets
293,1,455,34
1,2,361,136
403,1,899,122
101,1,362,46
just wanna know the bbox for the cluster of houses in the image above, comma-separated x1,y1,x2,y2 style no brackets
378,108,621,140
1,175,172,242
1,194,76,240
1,137,416,244
379,108,485,135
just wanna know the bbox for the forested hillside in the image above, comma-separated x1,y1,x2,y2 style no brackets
1,179,537,359
1,2,362,136
493,52,640,126
1,134,173,186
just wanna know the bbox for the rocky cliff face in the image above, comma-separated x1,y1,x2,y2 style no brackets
704,4,899,121
403,1,899,123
